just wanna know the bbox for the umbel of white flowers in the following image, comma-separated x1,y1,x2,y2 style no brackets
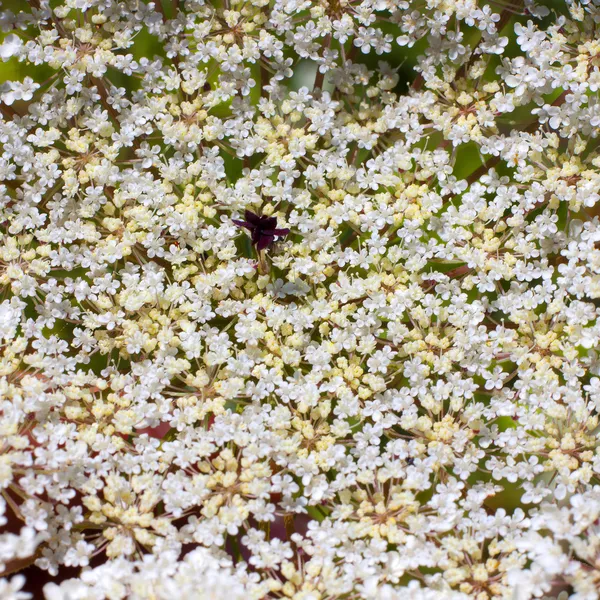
0,1,599,599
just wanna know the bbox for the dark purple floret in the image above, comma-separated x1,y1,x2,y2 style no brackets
233,210,290,251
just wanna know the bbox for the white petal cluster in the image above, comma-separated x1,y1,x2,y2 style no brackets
0,0,599,598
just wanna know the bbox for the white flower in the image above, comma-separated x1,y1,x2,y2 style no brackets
0,300,20,341
0,34,22,61
0,576,30,600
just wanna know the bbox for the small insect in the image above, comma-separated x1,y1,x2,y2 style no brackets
233,209,290,251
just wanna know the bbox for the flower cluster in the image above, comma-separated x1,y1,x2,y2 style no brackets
1,0,600,598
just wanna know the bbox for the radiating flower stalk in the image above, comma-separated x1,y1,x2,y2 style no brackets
0,0,600,599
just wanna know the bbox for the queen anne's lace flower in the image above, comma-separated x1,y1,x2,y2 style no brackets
0,0,599,598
